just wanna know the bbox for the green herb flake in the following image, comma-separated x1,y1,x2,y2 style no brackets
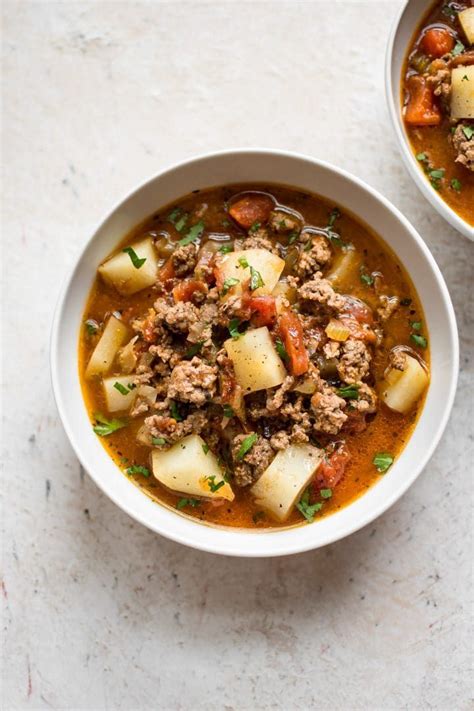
236,433,258,460
416,152,428,162
221,218,231,228
452,40,465,57
176,497,200,510
122,246,146,269
221,277,240,296
249,221,261,234
84,319,99,335
126,465,150,477
360,267,374,286
296,488,323,523
92,413,127,437
184,341,204,359
410,321,422,331
275,337,289,362
167,207,182,223
320,488,332,499
327,207,341,228
174,213,189,233
229,318,244,340
249,266,264,291
152,437,166,446
462,125,474,140
441,4,456,19
170,401,183,421
411,333,428,348
202,444,210,455
337,383,360,400
178,220,205,246
113,381,130,395
223,404,234,418
373,452,394,473
450,178,462,193
288,231,299,245
206,475,225,493
462,74,469,82
219,243,233,254
238,256,249,269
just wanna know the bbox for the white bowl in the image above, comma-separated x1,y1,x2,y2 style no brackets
385,0,474,241
50,149,459,557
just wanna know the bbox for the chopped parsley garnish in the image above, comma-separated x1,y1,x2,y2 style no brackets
219,243,233,254
462,75,469,82
288,230,299,245
296,488,323,523
229,318,245,340
373,452,394,473
152,437,167,446
176,497,200,510
303,238,313,252
450,178,462,193
337,383,360,400
320,488,332,499
327,207,341,228
174,213,189,233
416,152,428,162
170,401,183,421
92,413,127,436
275,337,289,362
126,465,150,477
221,277,240,295
178,220,205,246
236,433,258,460
113,381,130,395
202,443,210,455
410,321,422,331
452,40,465,57
249,266,264,291
84,319,99,335
462,125,474,140
429,168,445,190
411,333,427,348
123,246,146,269
238,256,249,269
249,221,261,233
184,341,204,359
441,4,456,19
360,266,374,286
168,207,182,224
223,404,234,418
206,475,225,493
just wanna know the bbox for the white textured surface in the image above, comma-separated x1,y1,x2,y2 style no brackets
2,2,472,709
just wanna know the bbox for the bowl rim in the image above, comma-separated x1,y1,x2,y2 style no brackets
50,147,459,557
384,0,474,242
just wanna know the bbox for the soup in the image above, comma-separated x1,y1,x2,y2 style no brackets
79,185,429,529
402,0,474,225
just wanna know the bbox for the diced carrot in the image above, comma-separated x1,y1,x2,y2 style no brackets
228,193,274,229
405,75,441,126
159,257,175,282
421,27,454,58
172,278,207,303
315,445,351,490
277,310,309,376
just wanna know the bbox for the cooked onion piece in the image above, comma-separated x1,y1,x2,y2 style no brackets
251,444,324,521
451,66,474,120
217,248,285,297
151,435,234,501
99,238,158,295
380,354,429,414
224,326,287,393
85,315,129,378
103,376,137,412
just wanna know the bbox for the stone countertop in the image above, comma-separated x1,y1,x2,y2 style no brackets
2,2,472,709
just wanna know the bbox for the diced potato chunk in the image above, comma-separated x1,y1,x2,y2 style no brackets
103,376,137,412
99,238,158,295
326,247,362,288
224,326,287,394
217,249,285,297
85,315,129,378
459,7,474,45
380,354,429,414
151,435,234,501
118,336,139,374
251,444,324,521
451,66,474,120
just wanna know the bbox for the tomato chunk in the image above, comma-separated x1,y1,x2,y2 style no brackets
159,257,175,282
405,75,441,126
277,310,309,376
228,193,274,229
241,293,277,327
316,445,351,489
341,296,373,325
421,27,454,58
172,278,207,303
